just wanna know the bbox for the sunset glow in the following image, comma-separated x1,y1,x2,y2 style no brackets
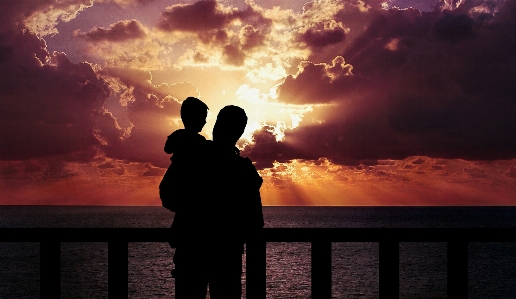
1,0,516,206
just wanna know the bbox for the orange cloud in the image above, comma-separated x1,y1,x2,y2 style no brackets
3,0,516,207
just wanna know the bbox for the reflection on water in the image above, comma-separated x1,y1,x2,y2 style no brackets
332,243,379,299
266,242,311,299
1,206,516,298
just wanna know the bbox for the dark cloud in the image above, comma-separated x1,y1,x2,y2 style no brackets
403,164,415,169
0,157,81,184
463,166,487,178
0,2,132,163
378,159,396,165
95,67,191,167
241,127,300,169
0,31,110,160
42,158,78,181
133,0,156,5
240,25,265,50
504,166,516,178
430,12,475,41
341,8,434,73
0,1,56,33
196,25,266,66
157,0,267,32
412,157,426,164
193,52,209,62
431,165,444,170
298,21,347,48
198,29,229,45
156,1,272,68
73,19,146,42
156,0,271,67
0,1,189,170
253,0,516,166
142,163,165,176
157,0,230,32
223,44,246,66
277,56,354,104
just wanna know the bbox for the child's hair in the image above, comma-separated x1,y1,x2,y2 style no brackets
180,97,208,121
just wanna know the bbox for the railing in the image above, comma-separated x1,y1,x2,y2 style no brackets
2,228,515,298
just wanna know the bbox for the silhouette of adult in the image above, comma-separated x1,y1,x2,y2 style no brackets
171,105,264,299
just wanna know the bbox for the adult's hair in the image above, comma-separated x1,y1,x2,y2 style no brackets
213,105,247,145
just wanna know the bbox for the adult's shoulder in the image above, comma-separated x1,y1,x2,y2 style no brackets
165,129,185,154
236,156,263,187
236,155,255,167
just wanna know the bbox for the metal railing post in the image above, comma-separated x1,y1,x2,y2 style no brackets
108,241,128,299
5,227,511,299
312,241,332,299
379,241,399,299
246,235,267,299
41,241,60,298
448,241,468,299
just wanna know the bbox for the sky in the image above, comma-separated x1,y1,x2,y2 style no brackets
1,0,516,206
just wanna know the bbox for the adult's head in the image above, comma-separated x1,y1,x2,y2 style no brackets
180,96,208,133
213,105,247,146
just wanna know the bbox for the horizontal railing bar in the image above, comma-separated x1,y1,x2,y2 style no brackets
2,228,516,242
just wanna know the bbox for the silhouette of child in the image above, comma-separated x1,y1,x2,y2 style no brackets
159,96,208,213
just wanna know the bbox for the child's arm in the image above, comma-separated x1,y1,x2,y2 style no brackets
164,130,184,154
164,135,174,154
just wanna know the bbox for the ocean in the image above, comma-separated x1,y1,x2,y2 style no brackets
1,206,516,298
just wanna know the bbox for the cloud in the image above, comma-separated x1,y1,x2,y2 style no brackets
156,0,273,69
73,19,146,42
157,0,249,32
198,29,229,45
0,0,95,36
101,0,155,7
245,0,516,166
142,163,165,176
242,126,295,169
297,20,348,48
430,12,475,41
505,166,516,179
277,56,354,104
222,44,246,66
412,157,426,165
66,0,277,71
94,67,202,167
240,24,266,50
0,1,193,168
0,23,111,160
97,161,117,169
72,21,167,70
463,166,488,179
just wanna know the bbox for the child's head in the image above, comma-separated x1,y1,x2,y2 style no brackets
180,97,208,133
